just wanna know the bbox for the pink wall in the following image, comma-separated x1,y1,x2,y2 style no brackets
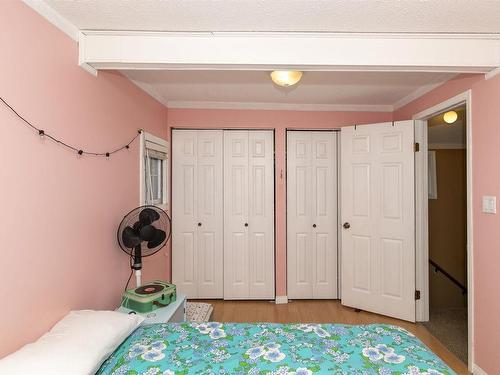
0,2,168,357
395,73,500,374
167,108,393,296
6,3,499,372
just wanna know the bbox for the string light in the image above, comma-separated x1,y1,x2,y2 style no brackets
1,96,142,159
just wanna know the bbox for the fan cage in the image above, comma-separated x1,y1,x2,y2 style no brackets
117,205,171,257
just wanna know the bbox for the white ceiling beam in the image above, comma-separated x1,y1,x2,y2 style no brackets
79,31,500,72
485,66,500,80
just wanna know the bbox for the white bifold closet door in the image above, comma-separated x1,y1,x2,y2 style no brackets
340,121,415,322
172,130,223,299
224,130,275,299
287,131,338,299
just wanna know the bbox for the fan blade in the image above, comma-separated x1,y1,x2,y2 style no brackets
139,208,160,226
147,229,166,249
122,226,141,248
139,225,156,241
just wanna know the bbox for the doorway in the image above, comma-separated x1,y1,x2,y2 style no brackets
413,91,473,371
423,105,468,364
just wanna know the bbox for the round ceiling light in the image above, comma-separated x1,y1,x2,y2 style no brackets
443,110,458,124
270,70,303,87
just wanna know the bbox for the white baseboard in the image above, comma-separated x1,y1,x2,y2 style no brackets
473,363,488,375
275,296,288,304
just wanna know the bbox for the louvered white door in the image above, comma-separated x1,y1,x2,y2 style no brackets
224,130,275,299
287,131,338,299
172,130,223,298
340,121,415,322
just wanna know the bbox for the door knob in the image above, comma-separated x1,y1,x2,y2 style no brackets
244,223,248,227
343,222,351,229
198,222,202,227
312,224,317,228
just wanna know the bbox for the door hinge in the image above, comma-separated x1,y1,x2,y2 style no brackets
414,142,420,152
415,290,421,300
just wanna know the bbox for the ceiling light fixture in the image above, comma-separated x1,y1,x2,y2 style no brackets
270,70,303,87
443,110,458,124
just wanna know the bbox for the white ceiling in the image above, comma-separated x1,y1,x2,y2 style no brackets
42,0,500,33
123,70,457,111
30,1,489,110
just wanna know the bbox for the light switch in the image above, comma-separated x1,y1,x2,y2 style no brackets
482,196,497,214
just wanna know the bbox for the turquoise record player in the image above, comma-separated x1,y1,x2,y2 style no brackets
121,280,176,313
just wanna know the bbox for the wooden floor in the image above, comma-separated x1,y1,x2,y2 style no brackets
194,299,469,375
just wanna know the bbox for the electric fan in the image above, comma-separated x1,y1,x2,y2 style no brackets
117,205,171,287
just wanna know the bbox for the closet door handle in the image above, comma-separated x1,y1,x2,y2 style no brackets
244,223,249,227
312,224,317,228
198,222,202,227
343,222,350,229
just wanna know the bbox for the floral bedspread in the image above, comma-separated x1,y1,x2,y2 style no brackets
96,322,455,375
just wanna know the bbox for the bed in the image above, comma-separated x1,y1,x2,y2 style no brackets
97,322,455,375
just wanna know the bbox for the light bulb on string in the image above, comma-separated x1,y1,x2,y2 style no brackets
106,152,110,160
77,150,83,159
38,129,45,140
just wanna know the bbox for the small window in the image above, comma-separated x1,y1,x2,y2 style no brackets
140,132,168,209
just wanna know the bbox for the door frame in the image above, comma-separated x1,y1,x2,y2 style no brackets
412,90,474,370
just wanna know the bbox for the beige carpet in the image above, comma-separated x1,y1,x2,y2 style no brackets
422,308,468,364
186,302,213,322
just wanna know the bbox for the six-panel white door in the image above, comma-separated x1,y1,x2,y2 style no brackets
287,131,338,299
340,121,416,322
224,130,275,299
172,130,224,298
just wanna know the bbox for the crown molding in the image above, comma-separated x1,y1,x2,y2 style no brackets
126,77,167,106
392,74,458,111
485,66,500,80
23,1,98,76
166,101,393,112
22,0,78,41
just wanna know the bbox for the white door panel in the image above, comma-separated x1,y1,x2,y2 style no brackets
311,132,338,298
287,131,338,299
224,131,249,299
287,132,313,298
248,131,275,298
172,130,198,297
196,131,224,298
224,130,275,299
172,130,223,298
341,121,415,322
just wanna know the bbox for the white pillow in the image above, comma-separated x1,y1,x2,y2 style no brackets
0,310,144,375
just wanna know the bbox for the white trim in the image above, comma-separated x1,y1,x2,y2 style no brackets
79,31,500,72
22,0,79,41
485,66,500,80
21,2,98,76
275,296,288,304
473,364,488,375
413,90,474,372
167,101,393,112
392,74,458,110
414,119,430,321
139,131,169,210
412,91,471,120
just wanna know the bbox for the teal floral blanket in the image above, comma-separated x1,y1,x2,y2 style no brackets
97,322,455,375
